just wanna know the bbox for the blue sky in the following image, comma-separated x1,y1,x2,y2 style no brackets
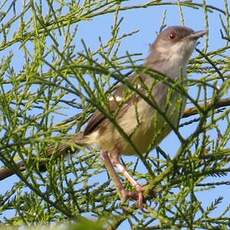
0,0,229,228
75,1,230,228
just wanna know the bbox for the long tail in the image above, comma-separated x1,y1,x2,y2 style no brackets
0,132,86,181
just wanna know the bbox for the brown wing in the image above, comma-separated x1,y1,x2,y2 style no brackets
83,76,143,136
83,110,106,135
83,84,126,135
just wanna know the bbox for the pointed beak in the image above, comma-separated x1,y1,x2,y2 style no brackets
188,30,208,40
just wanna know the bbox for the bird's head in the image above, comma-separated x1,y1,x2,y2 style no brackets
151,26,207,65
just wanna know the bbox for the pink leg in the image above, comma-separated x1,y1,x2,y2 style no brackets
101,151,137,203
110,154,145,208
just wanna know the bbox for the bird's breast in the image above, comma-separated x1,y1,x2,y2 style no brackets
87,82,186,155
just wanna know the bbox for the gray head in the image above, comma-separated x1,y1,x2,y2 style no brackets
146,26,207,70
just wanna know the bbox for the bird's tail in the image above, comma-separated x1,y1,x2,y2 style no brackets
0,132,87,181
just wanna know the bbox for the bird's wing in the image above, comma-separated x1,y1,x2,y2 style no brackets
83,75,145,135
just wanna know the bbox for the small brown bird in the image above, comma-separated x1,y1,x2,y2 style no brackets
0,26,207,208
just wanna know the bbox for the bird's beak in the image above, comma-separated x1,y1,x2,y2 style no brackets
188,30,208,39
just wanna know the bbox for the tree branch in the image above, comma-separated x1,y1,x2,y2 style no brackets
183,97,230,118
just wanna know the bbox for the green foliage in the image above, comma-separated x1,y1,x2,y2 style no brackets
0,0,229,229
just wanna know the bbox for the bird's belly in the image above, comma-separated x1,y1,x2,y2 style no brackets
93,91,186,155
124,120,157,154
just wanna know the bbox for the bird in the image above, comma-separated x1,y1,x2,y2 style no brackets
0,26,207,208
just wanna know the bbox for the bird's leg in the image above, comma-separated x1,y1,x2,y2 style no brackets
101,151,135,203
110,154,145,208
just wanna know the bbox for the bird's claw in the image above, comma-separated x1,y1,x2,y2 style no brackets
120,188,145,208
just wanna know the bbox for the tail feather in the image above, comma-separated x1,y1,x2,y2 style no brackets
0,132,86,181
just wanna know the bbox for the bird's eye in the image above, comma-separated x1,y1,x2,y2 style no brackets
169,31,177,40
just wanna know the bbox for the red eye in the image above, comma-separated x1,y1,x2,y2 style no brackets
169,31,176,39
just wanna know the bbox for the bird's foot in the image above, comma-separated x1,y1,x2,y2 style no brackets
120,186,145,208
